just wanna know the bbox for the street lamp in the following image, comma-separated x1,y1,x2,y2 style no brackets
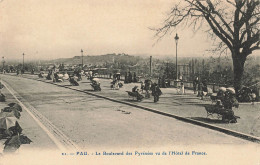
81,49,83,68
150,56,152,76
22,53,25,70
174,33,179,80
2,56,5,72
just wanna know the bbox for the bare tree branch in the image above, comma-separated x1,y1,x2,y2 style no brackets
152,0,260,91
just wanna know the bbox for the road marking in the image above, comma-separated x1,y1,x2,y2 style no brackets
1,80,80,151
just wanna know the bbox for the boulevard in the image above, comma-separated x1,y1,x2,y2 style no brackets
0,74,258,152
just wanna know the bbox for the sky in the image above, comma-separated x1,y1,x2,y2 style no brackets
0,0,259,61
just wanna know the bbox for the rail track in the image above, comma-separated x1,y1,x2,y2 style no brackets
2,73,260,144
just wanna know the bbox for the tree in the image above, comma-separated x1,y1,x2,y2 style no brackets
154,0,259,93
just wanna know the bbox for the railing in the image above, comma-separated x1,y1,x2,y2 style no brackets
12,72,259,98
169,80,231,93
95,74,232,92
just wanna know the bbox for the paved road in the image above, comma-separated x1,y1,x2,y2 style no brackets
16,73,260,137
0,75,257,151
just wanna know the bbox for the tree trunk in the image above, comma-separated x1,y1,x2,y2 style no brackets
232,53,246,94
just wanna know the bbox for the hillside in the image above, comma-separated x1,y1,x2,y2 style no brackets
51,53,145,65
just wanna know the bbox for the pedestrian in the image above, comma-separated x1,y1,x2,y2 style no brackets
144,79,151,98
140,81,144,93
252,86,259,102
132,85,138,92
152,83,162,103
63,71,69,80
193,77,199,94
116,73,121,80
158,77,162,88
112,73,115,80
114,80,119,90
46,70,52,80
162,75,166,88
202,79,208,97
217,87,226,102
133,72,137,82
197,81,203,98
221,87,239,123
131,86,143,101
53,72,58,82
180,80,185,94
128,72,132,83
124,72,128,84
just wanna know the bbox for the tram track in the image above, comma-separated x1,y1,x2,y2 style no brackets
2,74,260,144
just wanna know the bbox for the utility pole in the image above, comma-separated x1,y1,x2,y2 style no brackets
2,56,5,72
22,53,25,70
149,56,152,76
81,49,83,68
167,61,169,78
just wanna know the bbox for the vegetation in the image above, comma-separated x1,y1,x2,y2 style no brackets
1,53,259,88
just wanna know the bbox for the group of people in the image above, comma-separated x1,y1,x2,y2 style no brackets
42,69,85,82
110,73,123,90
193,77,212,99
194,76,258,102
124,72,137,84
213,87,240,123
158,76,170,88
237,86,258,102
111,79,123,90
134,79,162,103
16,69,25,75
37,68,103,91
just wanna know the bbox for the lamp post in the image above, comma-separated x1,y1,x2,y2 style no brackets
81,49,83,68
22,53,25,70
166,61,169,78
149,56,152,76
2,56,4,68
2,56,5,72
174,33,179,80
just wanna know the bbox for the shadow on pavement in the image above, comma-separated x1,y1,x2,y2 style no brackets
80,82,91,84
82,89,94,92
193,104,211,107
190,117,225,124
63,85,73,87
122,99,139,102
